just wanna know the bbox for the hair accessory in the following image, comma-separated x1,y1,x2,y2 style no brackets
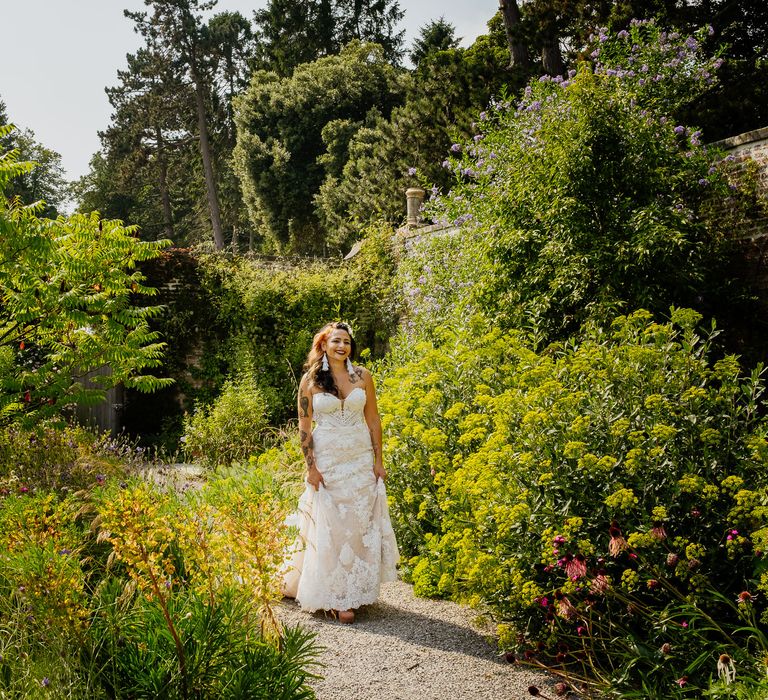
346,358,355,375
322,353,329,371
339,322,354,339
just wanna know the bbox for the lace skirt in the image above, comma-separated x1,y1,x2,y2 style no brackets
281,424,400,612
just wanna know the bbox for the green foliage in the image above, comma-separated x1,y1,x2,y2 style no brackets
120,234,397,450
315,25,514,251
255,0,405,76
193,233,398,424
0,452,320,698
409,18,462,66
0,130,173,426
182,374,269,467
3,127,68,218
89,590,319,700
0,422,149,494
379,310,768,695
421,22,752,345
233,41,406,253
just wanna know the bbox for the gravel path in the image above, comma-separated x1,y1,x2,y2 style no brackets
278,580,559,700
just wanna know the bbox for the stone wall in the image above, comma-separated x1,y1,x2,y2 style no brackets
715,127,768,310
716,126,768,240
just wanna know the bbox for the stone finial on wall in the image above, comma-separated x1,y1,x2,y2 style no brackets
406,188,426,226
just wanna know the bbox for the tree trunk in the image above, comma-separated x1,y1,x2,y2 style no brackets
154,124,175,240
498,0,529,69
190,62,225,251
541,30,565,76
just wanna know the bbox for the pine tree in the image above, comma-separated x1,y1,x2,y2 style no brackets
409,18,462,66
126,0,227,249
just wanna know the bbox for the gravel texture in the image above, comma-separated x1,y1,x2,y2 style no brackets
278,580,560,700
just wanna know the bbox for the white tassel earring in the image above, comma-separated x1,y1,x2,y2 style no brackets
322,353,329,371
346,358,354,375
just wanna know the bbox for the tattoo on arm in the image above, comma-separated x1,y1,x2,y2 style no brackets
300,430,316,469
299,394,309,418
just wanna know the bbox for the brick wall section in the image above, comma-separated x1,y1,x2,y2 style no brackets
716,126,768,195
712,128,768,303
714,126,768,241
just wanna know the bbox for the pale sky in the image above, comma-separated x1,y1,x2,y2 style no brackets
1,1,500,183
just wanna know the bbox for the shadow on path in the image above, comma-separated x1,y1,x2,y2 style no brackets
280,595,501,663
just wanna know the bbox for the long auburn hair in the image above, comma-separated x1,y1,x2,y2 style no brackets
304,322,357,396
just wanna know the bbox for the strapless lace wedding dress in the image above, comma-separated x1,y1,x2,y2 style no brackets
281,387,399,612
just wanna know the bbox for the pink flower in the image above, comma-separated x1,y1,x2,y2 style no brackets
554,591,576,620
565,554,587,580
539,596,550,608
609,525,628,556
650,522,667,540
576,626,588,636
681,621,689,629
590,570,610,594
553,535,566,546
737,591,756,605
676,676,688,687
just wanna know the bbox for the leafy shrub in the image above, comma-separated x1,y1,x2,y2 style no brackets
413,22,756,346
0,446,319,697
0,127,172,427
182,375,269,467
124,225,399,451
0,423,147,494
379,309,768,695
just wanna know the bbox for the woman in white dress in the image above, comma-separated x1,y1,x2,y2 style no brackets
281,322,399,623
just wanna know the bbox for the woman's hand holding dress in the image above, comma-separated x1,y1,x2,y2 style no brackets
307,465,325,490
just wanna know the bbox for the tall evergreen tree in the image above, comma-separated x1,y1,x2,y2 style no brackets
234,41,405,253
105,46,190,239
254,0,405,76
409,17,461,66
126,0,228,249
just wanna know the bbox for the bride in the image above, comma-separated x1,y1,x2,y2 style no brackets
281,322,399,623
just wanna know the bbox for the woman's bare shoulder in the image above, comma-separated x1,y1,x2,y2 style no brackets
299,372,314,391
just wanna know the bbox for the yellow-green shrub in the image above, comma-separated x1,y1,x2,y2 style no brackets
380,309,768,695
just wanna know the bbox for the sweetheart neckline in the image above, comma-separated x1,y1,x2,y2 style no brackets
314,386,366,402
